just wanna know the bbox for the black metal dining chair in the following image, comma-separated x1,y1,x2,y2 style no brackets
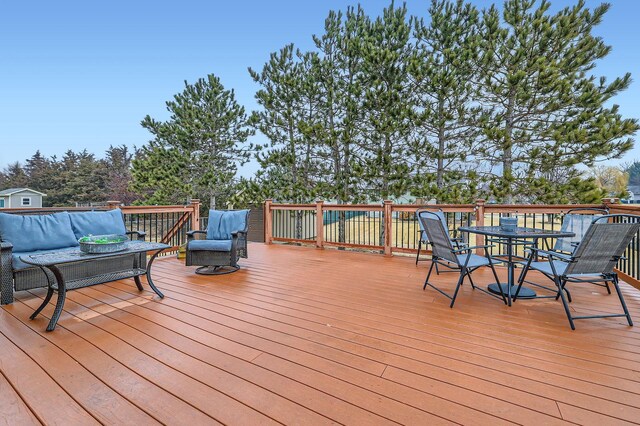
415,208,466,267
419,211,505,308
515,214,639,329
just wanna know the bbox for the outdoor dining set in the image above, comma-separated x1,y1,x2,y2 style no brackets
415,208,639,330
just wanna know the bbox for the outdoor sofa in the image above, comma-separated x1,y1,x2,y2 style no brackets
0,209,146,304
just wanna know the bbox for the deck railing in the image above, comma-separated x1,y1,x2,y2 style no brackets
264,198,640,289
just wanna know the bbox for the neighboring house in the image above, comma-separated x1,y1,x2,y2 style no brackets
0,188,46,208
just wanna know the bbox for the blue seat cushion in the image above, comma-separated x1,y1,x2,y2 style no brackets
528,260,568,276
456,253,491,268
12,247,80,271
188,239,233,252
0,212,79,252
206,210,248,240
69,209,127,239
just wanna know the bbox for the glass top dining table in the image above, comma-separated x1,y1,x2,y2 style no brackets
458,226,575,306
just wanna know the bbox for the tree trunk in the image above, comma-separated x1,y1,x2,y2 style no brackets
503,91,516,203
436,99,446,189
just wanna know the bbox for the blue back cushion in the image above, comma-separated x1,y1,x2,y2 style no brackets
68,209,127,239
206,209,248,240
0,212,79,252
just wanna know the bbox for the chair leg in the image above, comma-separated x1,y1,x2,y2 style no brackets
466,270,477,289
604,280,612,295
555,279,571,303
416,241,421,265
423,261,435,290
487,263,507,305
612,275,633,326
449,269,466,308
555,277,575,330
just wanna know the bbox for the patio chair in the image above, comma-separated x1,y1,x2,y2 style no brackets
521,207,611,297
514,214,639,329
185,209,250,275
547,207,609,254
415,208,465,266
419,211,505,308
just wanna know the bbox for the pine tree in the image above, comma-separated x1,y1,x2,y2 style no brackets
476,0,638,202
410,0,482,202
356,2,415,201
104,145,139,205
249,44,323,204
131,74,254,209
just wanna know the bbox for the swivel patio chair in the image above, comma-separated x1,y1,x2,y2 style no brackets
415,208,465,266
515,214,639,329
419,211,505,308
186,209,250,275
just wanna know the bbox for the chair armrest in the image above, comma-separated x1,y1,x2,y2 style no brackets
126,230,146,241
187,230,207,241
452,244,494,253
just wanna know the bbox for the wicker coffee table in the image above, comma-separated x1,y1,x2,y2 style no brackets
20,241,169,331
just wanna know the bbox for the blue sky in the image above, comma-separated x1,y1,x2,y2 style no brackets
1,0,639,176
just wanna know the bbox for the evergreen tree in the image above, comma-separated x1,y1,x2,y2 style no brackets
311,6,369,205
0,162,28,189
131,74,254,209
624,160,640,187
410,0,482,202
104,145,139,205
249,45,323,204
476,0,638,202
356,2,414,200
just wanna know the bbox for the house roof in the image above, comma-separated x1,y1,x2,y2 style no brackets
0,187,47,196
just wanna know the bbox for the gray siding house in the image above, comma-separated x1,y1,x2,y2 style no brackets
0,188,46,208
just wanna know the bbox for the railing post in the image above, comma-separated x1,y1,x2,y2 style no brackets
475,199,485,256
191,199,201,231
106,200,120,210
264,199,273,244
315,200,324,249
384,200,393,256
602,197,620,209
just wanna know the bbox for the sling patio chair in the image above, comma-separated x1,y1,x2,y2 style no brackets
415,208,466,266
419,210,506,308
514,214,639,330
545,207,609,254
520,207,610,298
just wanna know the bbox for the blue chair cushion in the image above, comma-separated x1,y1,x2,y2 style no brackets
0,212,79,252
527,260,568,276
206,210,248,240
188,239,233,252
69,209,127,239
12,247,80,271
456,253,491,268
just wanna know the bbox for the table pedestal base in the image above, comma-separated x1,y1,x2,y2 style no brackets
488,283,536,299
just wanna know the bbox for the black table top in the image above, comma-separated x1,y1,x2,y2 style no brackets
20,241,170,267
459,226,575,239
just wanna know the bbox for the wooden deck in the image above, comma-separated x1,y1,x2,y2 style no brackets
2,243,640,425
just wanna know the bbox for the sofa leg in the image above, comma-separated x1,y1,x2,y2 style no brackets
1,289,13,305
195,265,240,275
1,279,13,305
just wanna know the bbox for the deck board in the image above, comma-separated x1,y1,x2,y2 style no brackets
2,242,640,425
